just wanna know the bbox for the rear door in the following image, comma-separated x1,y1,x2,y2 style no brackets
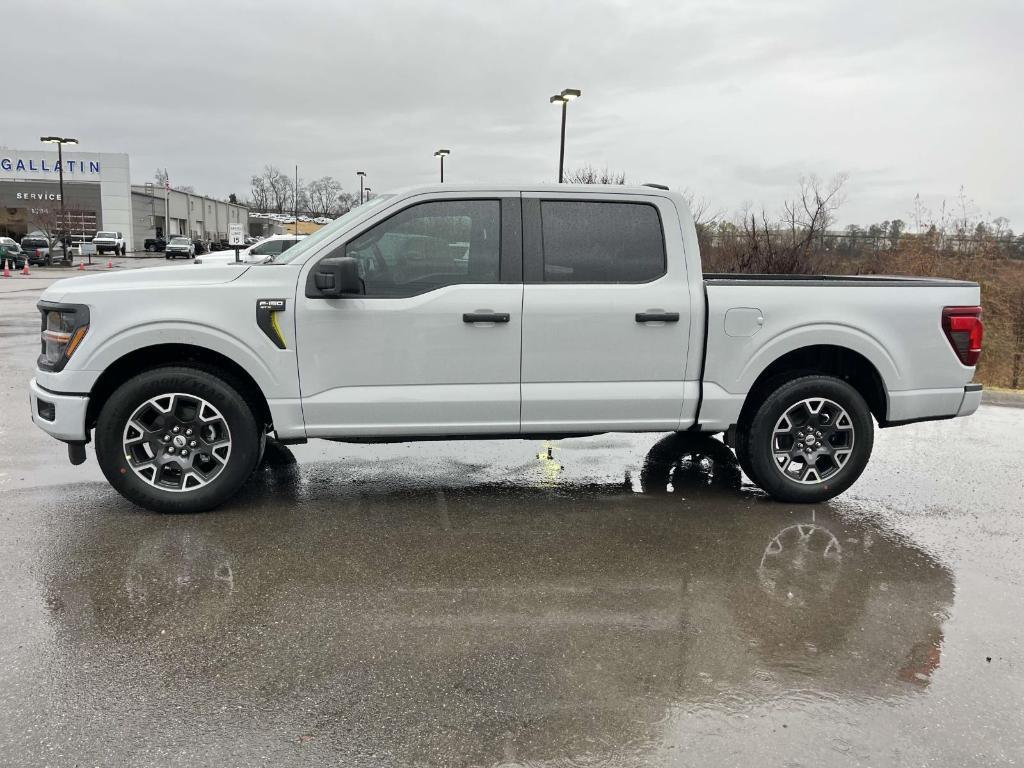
520,192,691,432
295,194,523,437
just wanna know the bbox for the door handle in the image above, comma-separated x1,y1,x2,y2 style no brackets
635,312,680,323
463,312,510,324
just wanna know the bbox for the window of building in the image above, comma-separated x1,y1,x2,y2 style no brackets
344,200,500,297
540,200,666,283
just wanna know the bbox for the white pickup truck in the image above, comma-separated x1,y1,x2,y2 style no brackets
28,184,984,513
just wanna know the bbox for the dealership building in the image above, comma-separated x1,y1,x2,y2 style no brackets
0,148,247,251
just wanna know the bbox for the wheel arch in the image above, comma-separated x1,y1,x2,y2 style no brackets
737,344,889,428
86,343,272,430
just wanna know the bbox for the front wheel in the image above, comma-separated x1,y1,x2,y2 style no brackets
743,375,873,503
95,367,262,513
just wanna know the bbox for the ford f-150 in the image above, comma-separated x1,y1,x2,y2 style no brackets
28,184,984,512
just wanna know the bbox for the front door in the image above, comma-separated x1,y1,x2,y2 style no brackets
520,193,691,432
295,195,523,438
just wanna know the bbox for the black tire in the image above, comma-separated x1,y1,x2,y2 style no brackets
94,366,262,513
732,420,759,486
745,375,873,503
146,244,156,252
165,254,171,259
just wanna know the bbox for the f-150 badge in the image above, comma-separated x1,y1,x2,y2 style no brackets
256,298,288,349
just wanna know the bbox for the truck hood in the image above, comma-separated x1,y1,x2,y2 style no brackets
41,263,249,303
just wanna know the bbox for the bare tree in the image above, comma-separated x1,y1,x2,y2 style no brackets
336,192,357,217
253,165,292,213
565,164,626,185
249,174,270,212
306,176,344,217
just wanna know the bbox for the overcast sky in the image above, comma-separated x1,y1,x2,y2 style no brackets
4,0,1021,228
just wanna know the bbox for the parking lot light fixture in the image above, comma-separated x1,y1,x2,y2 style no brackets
364,187,372,202
434,149,451,183
40,136,79,263
549,88,581,183
356,171,367,204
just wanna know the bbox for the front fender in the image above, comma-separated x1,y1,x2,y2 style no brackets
72,321,293,400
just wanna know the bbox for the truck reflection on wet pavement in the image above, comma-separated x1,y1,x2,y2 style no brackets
10,435,972,767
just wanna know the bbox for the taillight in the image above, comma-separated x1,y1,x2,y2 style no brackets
941,306,983,366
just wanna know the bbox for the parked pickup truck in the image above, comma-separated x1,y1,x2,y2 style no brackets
92,231,127,256
28,184,984,513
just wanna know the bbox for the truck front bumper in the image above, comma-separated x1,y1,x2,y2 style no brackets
29,378,89,442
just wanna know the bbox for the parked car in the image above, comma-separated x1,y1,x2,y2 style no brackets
28,185,984,513
192,239,210,255
92,231,127,256
144,236,167,252
195,234,306,265
0,236,22,253
0,243,26,269
164,236,195,259
20,232,54,265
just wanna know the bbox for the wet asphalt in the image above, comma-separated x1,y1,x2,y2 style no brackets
1,267,1023,767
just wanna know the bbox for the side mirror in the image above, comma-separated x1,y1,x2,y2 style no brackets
306,256,363,298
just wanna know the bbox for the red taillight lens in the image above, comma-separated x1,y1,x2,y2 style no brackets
942,306,983,366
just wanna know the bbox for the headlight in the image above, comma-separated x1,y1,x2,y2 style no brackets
37,301,90,372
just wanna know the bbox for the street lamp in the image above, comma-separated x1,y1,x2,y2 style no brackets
356,170,366,204
549,88,581,183
40,135,78,263
433,149,450,183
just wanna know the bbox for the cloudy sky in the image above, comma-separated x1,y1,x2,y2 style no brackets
5,0,1021,227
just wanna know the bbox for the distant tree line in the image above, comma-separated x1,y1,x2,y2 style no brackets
246,165,358,218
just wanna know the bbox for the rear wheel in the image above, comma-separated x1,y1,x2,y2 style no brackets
95,367,261,513
745,375,873,503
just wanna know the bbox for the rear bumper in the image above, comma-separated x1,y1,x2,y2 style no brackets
29,378,89,442
883,383,982,426
957,383,983,417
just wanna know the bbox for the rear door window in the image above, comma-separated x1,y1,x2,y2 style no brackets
540,201,665,283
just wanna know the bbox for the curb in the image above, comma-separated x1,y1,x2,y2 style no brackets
982,390,1024,409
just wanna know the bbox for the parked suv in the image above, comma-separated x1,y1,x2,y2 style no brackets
93,231,127,256
164,236,195,259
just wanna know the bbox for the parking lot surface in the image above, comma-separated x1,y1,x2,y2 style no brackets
1,271,1022,766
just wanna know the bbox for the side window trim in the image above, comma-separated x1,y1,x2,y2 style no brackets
522,197,668,285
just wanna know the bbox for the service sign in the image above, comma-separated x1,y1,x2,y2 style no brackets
229,223,245,246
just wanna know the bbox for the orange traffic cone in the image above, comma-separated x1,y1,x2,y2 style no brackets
79,261,85,271
21,261,29,276
107,258,114,269
2,259,9,278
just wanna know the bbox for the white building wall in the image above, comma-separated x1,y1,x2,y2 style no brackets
0,149,132,246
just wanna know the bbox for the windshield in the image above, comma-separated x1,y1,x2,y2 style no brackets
96,231,116,239
270,195,394,264
170,237,190,245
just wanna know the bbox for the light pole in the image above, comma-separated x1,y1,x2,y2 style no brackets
548,88,581,183
356,170,366,204
433,149,450,183
364,187,372,203
40,135,78,263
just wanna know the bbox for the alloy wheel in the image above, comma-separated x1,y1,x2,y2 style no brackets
121,393,232,492
770,397,855,485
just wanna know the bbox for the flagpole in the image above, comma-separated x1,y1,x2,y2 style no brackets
164,168,170,240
